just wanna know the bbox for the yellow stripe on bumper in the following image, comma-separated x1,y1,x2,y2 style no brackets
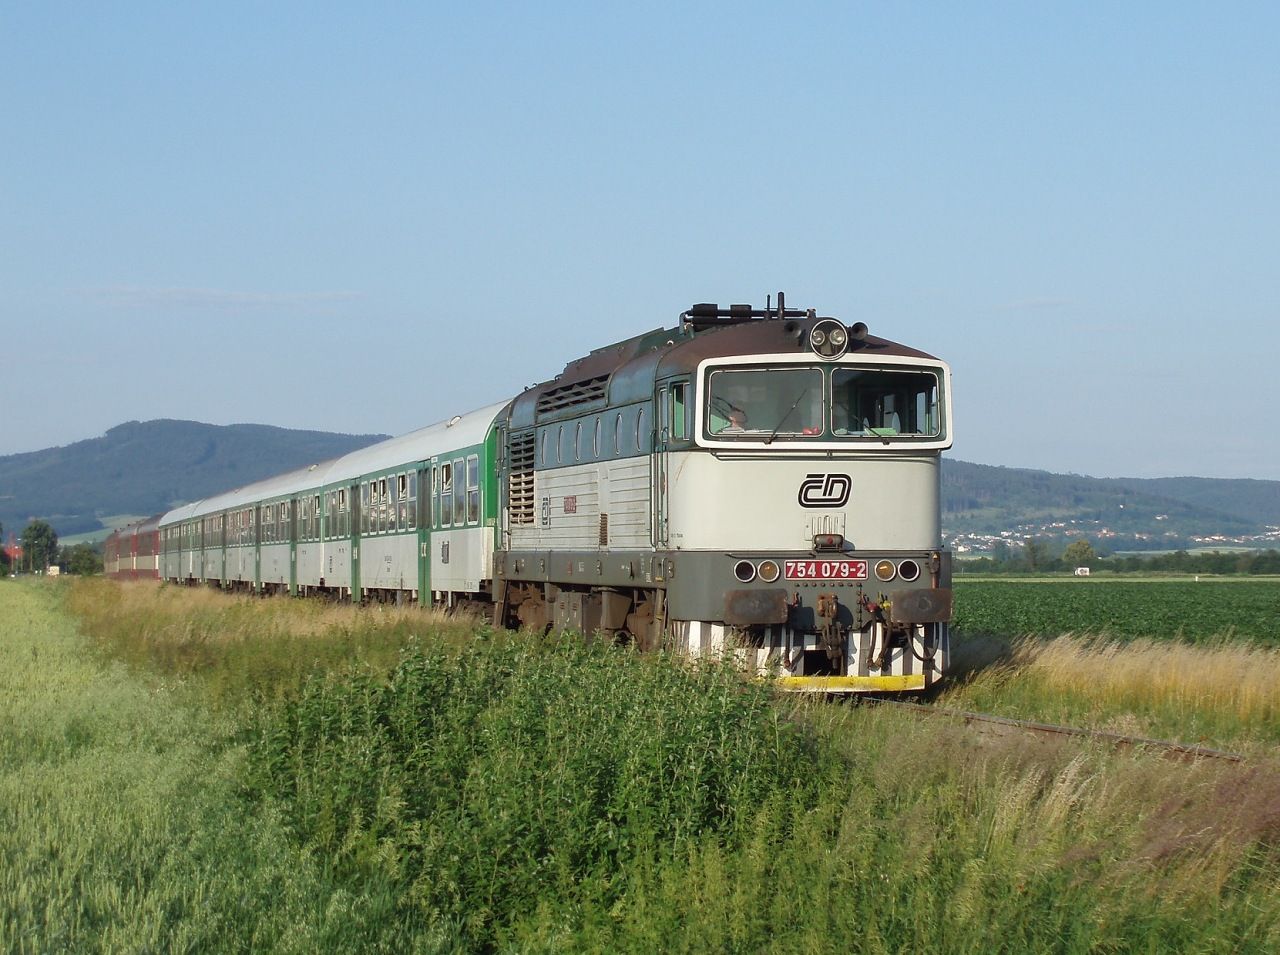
777,674,927,693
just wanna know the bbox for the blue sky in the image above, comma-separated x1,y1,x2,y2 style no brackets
2,2,1277,479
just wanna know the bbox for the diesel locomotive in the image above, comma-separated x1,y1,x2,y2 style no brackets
109,296,954,692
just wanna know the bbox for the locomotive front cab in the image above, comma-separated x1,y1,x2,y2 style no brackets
661,317,954,693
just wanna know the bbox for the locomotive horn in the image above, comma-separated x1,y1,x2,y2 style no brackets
850,322,868,341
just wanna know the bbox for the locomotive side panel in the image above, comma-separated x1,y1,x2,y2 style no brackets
509,458,652,552
665,453,941,552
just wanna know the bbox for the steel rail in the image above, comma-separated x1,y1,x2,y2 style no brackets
869,698,1246,763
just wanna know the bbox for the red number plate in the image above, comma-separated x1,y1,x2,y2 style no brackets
783,559,868,581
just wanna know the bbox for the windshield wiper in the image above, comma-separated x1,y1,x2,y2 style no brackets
764,389,809,445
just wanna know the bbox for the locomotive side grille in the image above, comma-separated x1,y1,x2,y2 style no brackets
508,431,536,525
535,374,609,415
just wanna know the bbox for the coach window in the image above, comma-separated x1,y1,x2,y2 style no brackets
338,488,348,537
381,477,391,533
452,457,465,524
361,483,370,533
440,463,453,527
432,465,439,528
466,454,480,523
405,473,416,530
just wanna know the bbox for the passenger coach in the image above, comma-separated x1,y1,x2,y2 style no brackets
156,402,507,608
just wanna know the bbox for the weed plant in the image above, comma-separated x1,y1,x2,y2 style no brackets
249,637,819,949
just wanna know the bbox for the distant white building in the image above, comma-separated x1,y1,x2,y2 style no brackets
1073,567,1091,577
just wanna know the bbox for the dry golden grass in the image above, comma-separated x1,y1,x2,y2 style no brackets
1013,635,1280,725
86,578,473,640
65,578,489,709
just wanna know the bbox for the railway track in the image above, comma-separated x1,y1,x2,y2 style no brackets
869,698,1246,763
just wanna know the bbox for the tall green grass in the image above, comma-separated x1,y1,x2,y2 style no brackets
0,580,426,953
7,578,1278,952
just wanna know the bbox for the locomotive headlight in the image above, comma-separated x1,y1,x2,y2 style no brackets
733,560,757,583
808,318,851,360
874,559,897,582
757,559,780,583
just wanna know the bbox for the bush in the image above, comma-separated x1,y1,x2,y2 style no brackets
248,637,821,948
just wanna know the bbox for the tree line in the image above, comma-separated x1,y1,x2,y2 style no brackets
0,519,102,576
959,537,1280,576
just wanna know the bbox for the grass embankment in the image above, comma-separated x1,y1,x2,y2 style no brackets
5,578,1279,951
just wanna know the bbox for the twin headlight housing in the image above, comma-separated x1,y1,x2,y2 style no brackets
808,319,868,360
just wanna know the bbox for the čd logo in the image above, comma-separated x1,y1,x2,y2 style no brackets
798,473,851,508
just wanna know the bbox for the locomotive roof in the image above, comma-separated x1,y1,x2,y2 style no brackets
509,309,943,427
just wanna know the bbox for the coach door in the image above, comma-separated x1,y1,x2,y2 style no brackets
418,462,432,607
288,497,299,596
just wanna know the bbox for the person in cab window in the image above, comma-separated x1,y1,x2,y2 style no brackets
711,407,749,433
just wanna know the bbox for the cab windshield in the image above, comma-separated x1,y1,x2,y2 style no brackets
831,368,941,437
706,367,824,438
704,364,942,440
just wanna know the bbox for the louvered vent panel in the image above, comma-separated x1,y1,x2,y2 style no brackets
508,431,536,525
535,375,609,415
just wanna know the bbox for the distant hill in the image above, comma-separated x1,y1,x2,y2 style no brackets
0,420,388,538
1109,476,1280,527
942,459,1280,551
3,421,1278,551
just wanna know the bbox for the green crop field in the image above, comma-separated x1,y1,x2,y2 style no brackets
3,578,1279,952
953,577,1280,645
